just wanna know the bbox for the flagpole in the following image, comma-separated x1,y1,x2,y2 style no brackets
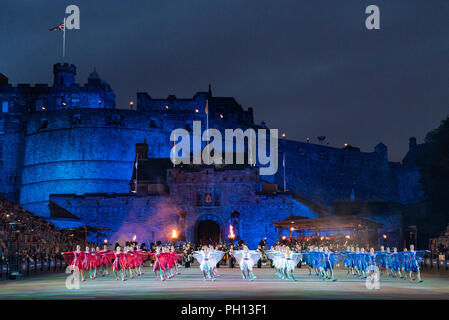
173,140,176,167
62,18,66,58
283,152,286,192
206,99,209,163
134,155,138,193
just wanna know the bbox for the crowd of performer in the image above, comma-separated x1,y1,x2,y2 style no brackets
63,238,428,285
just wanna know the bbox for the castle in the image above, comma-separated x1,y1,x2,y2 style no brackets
0,63,425,248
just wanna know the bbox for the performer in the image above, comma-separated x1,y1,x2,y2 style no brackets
390,247,402,278
352,247,364,277
399,248,408,279
209,245,221,278
366,248,382,279
99,244,112,276
230,244,261,281
123,247,136,279
376,246,387,276
312,246,322,277
192,245,225,281
129,247,146,277
281,246,302,281
266,245,284,278
319,247,341,281
112,246,127,281
302,246,315,275
62,245,86,282
83,246,91,278
151,246,168,281
169,245,183,277
87,247,98,279
383,247,393,277
341,246,354,275
404,245,427,282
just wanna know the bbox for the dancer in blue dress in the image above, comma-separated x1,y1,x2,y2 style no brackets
404,244,427,282
341,246,354,275
390,247,403,278
376,246,387,276
383,247,394,277
320,247,342,281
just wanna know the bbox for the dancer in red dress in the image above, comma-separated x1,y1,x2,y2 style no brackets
124,247,137,279
99,244,113,276
168,245,183,278
112,246,127,281
129,248,148,276
88,247,98,279
62,245,86,281
82,246,90,277
151,246,168,281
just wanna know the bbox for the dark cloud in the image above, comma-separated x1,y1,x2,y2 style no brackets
0,0,448,160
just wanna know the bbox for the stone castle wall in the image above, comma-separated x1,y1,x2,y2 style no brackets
275,139,404,206
0,63,426,225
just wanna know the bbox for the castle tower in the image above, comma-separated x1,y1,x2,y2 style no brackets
53,63,76,87
374,142,388,160
87,68,102,87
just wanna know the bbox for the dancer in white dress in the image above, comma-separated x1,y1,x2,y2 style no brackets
273,246,302,281
192,245,225,281
266,245,285,278
231,244,261,281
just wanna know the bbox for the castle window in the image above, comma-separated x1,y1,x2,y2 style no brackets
319,152,328,160
361,159,367,166
149,119,159,128
7,175,16,185
341,155,345,163
298,148,305,157
0,120,4,135
71,98,80,107
1,101,8,113
214,192,220,206
111,114,121,125
40,119,48,129
72,114,81,125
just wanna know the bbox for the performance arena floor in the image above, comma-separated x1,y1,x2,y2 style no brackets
0,267,448,299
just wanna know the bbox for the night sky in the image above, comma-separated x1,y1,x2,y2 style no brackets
0,0,448,161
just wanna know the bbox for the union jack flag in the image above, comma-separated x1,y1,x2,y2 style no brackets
49,23,64,31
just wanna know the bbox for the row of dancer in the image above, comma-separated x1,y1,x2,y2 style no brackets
340,245,427,282
63,244,183,282
151,245,184,281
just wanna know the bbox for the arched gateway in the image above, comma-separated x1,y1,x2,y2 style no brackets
194,214,222,244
